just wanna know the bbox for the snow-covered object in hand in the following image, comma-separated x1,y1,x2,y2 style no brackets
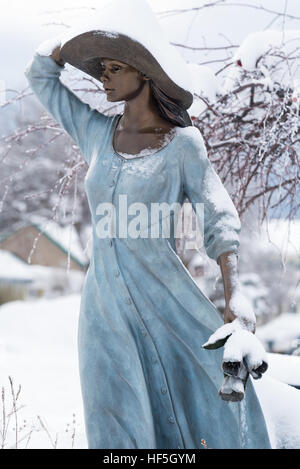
218,337,250,403
202,321,236,350
202,319,268,380
222,329,268,379
202,313,254,350
203,319,268,402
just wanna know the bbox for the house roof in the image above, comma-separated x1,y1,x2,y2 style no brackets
0,250,33,283
0,216,89,268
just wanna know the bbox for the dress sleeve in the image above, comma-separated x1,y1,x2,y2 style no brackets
182,128,241,263
24,52,111,165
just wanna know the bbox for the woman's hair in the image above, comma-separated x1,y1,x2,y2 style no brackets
146,77,192,128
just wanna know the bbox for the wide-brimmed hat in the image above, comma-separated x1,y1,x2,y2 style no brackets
59,0,194,113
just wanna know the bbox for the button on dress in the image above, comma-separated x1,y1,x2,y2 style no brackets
25,53,272,449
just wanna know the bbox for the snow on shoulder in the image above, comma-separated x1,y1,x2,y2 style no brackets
176,125,206,150
176,125,213,164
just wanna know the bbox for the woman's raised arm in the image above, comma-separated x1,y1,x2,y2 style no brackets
24,45,111,165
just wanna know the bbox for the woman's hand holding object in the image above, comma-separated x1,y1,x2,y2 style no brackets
36,35,65,66
202,319,268,402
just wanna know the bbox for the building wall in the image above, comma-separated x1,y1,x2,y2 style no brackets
0,282,29,304
0,226,83,271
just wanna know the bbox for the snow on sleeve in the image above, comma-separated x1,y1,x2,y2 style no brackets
180,126,241,263
24,52,110,165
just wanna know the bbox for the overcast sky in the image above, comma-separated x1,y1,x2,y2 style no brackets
1,0,299,90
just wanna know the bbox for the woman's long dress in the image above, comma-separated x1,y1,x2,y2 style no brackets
25,53,272,449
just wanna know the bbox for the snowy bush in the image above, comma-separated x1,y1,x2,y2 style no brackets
191,28,300,221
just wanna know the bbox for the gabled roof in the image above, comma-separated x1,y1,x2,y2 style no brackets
0,249,33,283
0,216,89,268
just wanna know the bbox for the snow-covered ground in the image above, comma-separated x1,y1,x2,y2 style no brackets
1,294,300,449
263,353,300,388
0,295,87,449
0,250,85,299
257,313,300,354
254,376,300,449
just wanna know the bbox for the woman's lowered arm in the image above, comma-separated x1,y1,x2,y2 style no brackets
182,128,255,332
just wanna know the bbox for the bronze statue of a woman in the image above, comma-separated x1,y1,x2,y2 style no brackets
25,0,270,449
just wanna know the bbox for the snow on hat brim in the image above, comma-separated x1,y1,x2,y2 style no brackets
60,30,193,110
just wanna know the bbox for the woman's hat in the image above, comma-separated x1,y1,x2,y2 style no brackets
59,0,194,111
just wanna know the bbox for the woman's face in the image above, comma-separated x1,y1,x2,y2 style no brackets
99,58,146,102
